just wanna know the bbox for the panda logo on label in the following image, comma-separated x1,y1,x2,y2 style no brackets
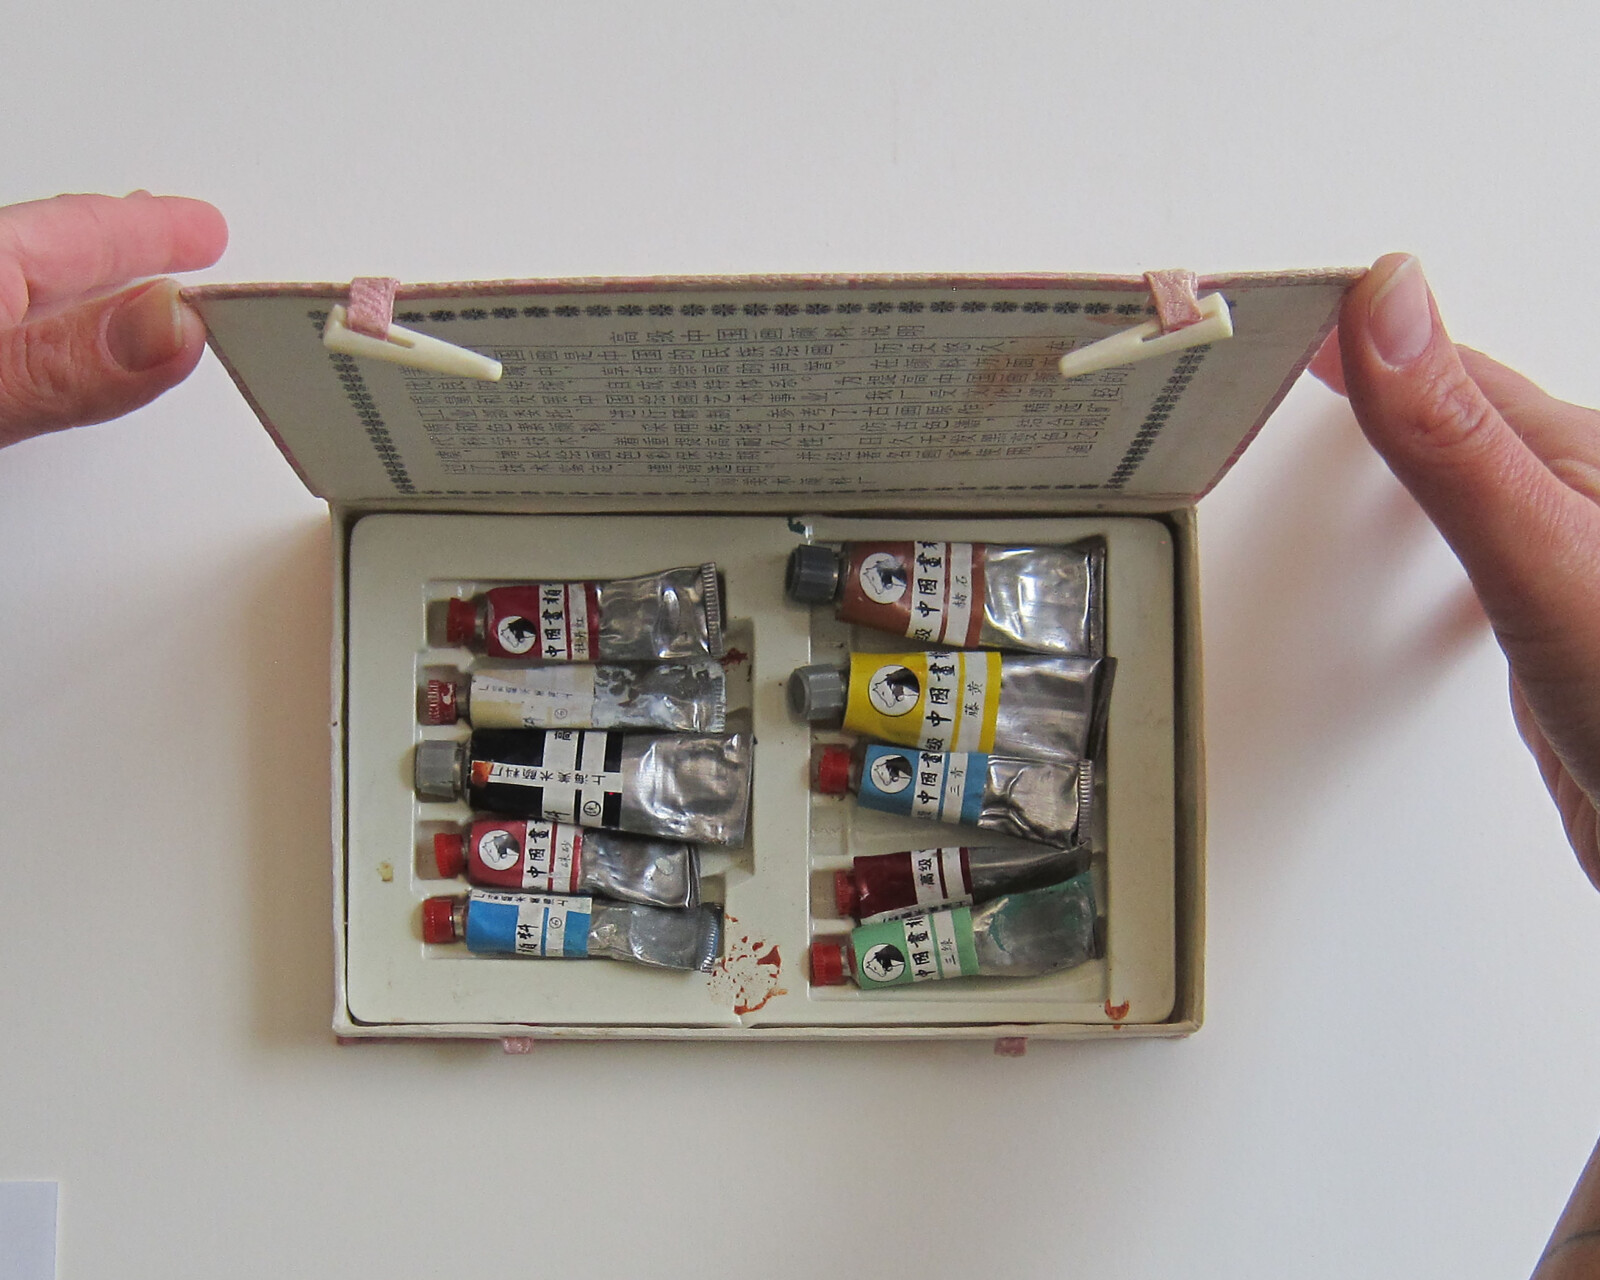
861,942,907,983
868,751,914,795
858,552,907,604
867,664,921,717
495,615,540,655
477,828,522,872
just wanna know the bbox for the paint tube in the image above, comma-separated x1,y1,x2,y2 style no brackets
811,740,1091,848
833,843,1092,921
413,717,752,846
432,817,700,909
423,889,722,973
422,659,726,733
785,538,1104,657
789,650,1113,765
809,872,1100,990
437,563,725,662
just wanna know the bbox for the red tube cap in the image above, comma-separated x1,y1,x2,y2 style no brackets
423,678,460,725
833,869,859,918
810,939,848,987
433,832,467,878
444,598,477,646
421,897,460,944
814,744,853,796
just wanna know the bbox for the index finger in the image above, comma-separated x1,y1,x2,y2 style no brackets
0,191,228,329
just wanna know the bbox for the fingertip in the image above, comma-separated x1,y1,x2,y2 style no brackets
148,195,229,270
1307,328,1347,397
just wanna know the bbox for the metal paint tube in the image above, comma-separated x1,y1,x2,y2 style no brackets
413,717,752,846
440,563,725,661
422,659,726,733
789,651,1113,765
810,872,1100,990
812,740,1093,848
785,538,1104,657
433,817,700,909
423,890,722,973
834,843,1092,921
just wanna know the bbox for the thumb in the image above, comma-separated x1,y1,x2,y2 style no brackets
0,278,209,449
1336,254,1600,664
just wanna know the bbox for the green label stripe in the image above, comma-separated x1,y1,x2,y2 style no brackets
849,907,979,989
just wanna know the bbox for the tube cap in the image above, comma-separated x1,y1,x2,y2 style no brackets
814,744,853,796
809,939,848,987
421,897,461,944
785,544,842,604
423,678,461,725
833,868,859,918
434,832,467,878
444,598,477,646
788,665,847,724
413,740,463,801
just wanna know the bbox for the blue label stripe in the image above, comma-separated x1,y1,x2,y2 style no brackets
465,897,520,954
959,755,986,824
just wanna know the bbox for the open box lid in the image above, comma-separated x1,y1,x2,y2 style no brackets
190,269,1359,512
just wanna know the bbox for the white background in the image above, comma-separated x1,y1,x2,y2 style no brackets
4,5,1599,1277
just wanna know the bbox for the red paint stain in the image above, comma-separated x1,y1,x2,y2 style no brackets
1104,998,1130,1021
719,647,751,668
709,916,787,1015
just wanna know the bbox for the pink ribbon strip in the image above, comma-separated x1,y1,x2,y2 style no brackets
347,276,400,340
1143,269,1204,333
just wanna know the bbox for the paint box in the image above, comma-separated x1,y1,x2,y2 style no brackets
191,269,1357,1046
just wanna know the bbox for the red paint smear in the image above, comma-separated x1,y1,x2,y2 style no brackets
719,647,751,668
715,934,786,1015
1104,999,1130,1021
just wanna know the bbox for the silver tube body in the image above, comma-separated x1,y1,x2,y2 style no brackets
989,655,1111,764
588,900,723,972
975,541,1104,657
977,754,1087,846
621,722,751,846
580,830,701,909
599,564,725,660
968,873,1099,976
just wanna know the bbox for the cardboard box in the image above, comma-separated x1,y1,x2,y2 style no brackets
190,269,1357,1044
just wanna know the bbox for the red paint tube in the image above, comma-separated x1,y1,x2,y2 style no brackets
835,843,1092,921
785,538,1104,656
437,564,725,662
432,817,700,909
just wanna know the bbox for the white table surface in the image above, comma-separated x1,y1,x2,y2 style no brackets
4,5,1599,1277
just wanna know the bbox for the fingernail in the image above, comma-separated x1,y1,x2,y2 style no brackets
1368,255,1434,367
106,280,185,373
124,189,152,198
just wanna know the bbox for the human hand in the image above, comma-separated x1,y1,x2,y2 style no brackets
0,190,228,449
1311,254,1600,891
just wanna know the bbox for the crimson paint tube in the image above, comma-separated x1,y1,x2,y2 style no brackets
810,872,1101,991
835,843,1092,921
433,817,700,909
413,719,752,846
423,890,722,972
438,563,725,662
785,538,1104,657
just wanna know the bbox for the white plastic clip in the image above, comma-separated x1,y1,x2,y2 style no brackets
322,304,503,381
1057,291,1232,380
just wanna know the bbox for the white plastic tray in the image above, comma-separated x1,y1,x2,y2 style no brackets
344,513,1175,1031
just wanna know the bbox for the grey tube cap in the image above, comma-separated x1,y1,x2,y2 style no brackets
788,664,847,724
413,740,465,801
785,544,842,604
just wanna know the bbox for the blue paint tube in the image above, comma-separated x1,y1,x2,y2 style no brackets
422,889,722,973
812,740,1092,848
